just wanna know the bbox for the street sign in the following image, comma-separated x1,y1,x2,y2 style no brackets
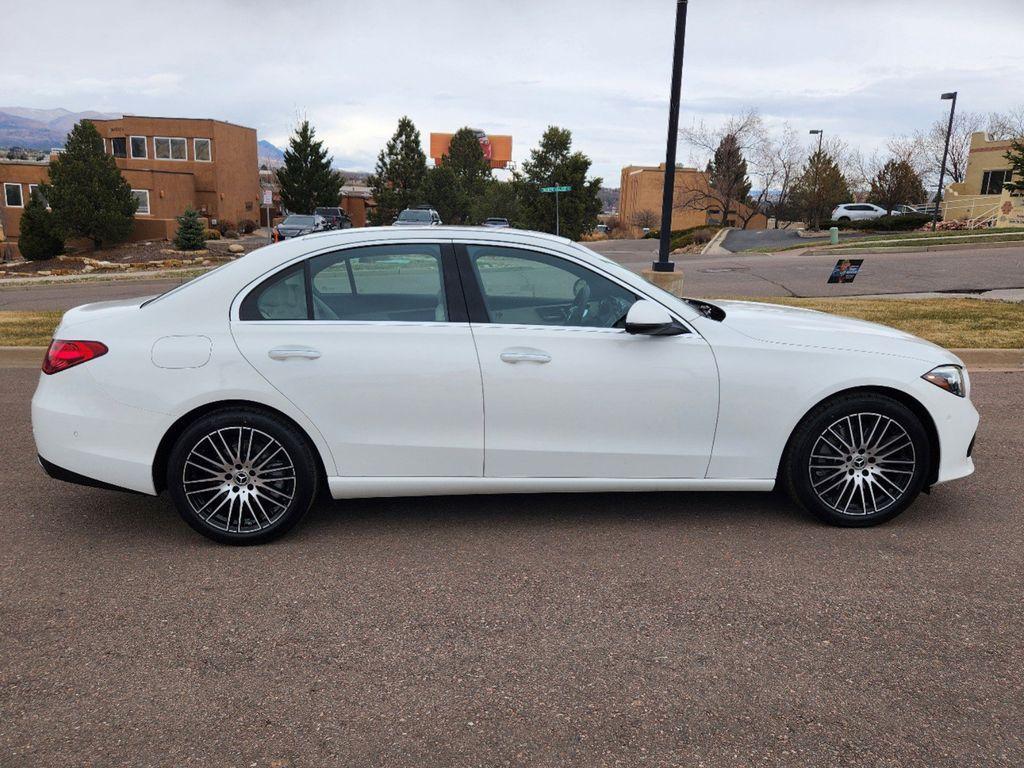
262,189,273,206
540,185,572,193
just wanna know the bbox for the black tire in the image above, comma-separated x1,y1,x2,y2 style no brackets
781,393,930,527
838,216,851,222
167,408,319,544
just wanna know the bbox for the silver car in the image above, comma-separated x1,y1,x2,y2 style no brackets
393,208,442,227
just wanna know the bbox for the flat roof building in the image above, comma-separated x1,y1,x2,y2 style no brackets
943,132,1017,224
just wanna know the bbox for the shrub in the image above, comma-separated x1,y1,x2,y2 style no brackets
203,229,221,240
827,213,931,232
238,218,257,234
18,192,64,261
174,208,208,250
223,229,240,239
215,220,235,235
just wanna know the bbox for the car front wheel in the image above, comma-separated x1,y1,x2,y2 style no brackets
782,393,931,526
167,408,319,544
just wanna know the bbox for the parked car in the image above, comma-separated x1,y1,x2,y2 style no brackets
831,203,891,222
273,214,326,241
481,217,510,228
32,228,978,544
393,207,442,226
314,207,352,230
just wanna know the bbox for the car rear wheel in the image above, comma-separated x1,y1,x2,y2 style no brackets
782,393,930,526
838,216,851,222
167,408,319,544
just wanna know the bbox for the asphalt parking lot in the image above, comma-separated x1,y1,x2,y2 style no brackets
2,366,1022,767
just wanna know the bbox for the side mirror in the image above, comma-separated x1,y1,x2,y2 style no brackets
624,299,686,336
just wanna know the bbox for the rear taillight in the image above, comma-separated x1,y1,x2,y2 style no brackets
42,340,108,375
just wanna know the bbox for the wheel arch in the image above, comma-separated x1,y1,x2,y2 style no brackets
152,399,330,494
780,385,940,487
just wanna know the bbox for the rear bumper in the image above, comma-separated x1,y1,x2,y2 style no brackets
38,454,143,495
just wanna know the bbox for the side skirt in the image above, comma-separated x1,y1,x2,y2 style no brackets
327,477,775,500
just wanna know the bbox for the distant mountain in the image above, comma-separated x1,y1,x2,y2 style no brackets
257,139,285,166
0,107,120,149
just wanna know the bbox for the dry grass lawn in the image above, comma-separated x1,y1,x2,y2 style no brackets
1,297,1022,349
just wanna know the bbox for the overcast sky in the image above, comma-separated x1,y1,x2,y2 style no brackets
2,0,1021,184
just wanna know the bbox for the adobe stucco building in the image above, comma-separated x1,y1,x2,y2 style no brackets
619,163,767,236
1,116,260,249
943,132,1017,224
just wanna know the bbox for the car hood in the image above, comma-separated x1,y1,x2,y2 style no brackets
713,299,961,366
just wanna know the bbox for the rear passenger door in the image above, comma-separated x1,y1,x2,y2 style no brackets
230,241,484,478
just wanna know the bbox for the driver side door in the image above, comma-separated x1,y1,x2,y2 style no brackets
458,243,719,479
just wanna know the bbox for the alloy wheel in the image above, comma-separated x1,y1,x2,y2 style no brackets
181,426,297,533
807,412,916,516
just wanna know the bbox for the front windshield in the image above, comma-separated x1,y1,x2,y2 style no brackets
283,215,314,226
398,210,432,222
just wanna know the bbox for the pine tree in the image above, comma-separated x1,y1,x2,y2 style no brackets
43,120,136,250
515,126,603,239
867,159,926,214
1003,138,1024,193
18,190,64,261
276,120,344,215
368,117,428,225
174,208,207,251
420,163,463,225
704,133,751,225
469,179,521,226
790,150,852,229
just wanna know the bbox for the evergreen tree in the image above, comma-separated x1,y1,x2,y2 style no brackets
368,116,428,225
469,179,521,225
43,120,136,250
18,190,64,261
276,120,344,214
790,150,851,229
515,126,602,239
445,128,492,222
867,159,927,214
1003,137,1024,193
420,163,463,225
704,133,751,225
174,208,207,251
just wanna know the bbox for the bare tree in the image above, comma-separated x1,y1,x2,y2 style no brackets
987,106,1024,141
915,111,986,187
630,208,659,231
677,110,765,228
748,123,804,228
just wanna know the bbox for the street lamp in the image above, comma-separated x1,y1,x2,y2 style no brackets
809,129,823,230
932,91,957,231
653,0,689,275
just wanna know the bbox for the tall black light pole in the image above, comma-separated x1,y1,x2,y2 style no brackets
653,0,689,273
932,91,957,231
809,129,823,230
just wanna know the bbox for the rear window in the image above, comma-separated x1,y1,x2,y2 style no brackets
398,210,432,222
283,215,314,226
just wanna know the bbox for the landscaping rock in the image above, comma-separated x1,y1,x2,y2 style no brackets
228,244,245,254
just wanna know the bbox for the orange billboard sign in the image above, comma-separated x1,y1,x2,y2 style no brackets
430,130,512,169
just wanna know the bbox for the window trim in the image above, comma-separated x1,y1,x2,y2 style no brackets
3,182,24,208
237,242,466,324
453,242,649,331
193,138,212,162
981,169,1012,196
154,136,188,161
129,135,148,159
131,189,151,216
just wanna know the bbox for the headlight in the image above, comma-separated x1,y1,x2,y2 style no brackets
922,365,967,397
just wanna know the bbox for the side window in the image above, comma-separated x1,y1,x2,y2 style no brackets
240,265,309,320
310,244,447,322
467,245,637,328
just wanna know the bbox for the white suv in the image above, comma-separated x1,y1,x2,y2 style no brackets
831,203,892,222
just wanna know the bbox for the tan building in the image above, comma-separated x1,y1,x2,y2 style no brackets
943,132,1016,224
1,115,260,248
619,163,767,236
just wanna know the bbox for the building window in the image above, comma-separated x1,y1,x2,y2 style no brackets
130,136,148,159
981,169,1013,195
154,137,187,161
194,138,212,162
132,189,151,215
4,183,23,207
111,137,128,158
28,183,48,207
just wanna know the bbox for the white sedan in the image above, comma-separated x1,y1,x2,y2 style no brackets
32,227,978,544
831,203,893,221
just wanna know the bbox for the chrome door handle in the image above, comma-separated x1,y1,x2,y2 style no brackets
500,348,551,364
268,346,321,360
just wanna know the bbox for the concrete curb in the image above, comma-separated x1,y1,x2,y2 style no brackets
804,238,1024,257
701,228,733,255
1,345,1020,372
